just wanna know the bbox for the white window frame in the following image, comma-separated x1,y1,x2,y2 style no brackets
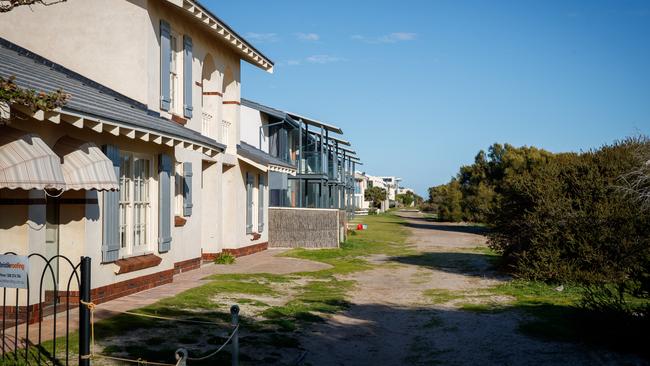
169,31,182,115
119,151,154,257
174,162,183,216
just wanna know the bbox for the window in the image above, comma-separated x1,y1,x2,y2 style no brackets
246,173,254,234
169,33,180,114
258,174,265,233
119,152,152,256
174,163,183,216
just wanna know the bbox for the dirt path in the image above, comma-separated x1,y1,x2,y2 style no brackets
299,211,646,366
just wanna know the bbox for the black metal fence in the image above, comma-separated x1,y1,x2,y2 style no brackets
2,254,240,365
1,253,91,365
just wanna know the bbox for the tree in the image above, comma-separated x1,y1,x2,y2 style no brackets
428,179,463,221
619,136,650,211
0,0,65,12
365,186,387,209
396,192,415,206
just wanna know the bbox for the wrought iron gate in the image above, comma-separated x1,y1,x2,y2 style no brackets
1,253,91,365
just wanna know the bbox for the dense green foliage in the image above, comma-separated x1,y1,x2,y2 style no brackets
213,252,236,264
427,138,650,315
396,191,423,207
364,186,387,208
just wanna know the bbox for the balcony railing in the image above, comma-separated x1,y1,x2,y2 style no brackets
220,120,231,146
300,151,326,175
202,112,213,137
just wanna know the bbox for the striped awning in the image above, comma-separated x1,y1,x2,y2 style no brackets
0,126,66,190
53,136,118,191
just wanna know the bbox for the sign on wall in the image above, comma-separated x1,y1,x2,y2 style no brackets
0,254,29,289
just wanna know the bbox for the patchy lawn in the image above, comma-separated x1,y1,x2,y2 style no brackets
24,213,410,365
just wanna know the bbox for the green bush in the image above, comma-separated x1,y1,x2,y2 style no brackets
488,139,650,289
427,137,650,315
213,253,236,265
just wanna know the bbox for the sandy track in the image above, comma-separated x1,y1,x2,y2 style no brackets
299,211,647,366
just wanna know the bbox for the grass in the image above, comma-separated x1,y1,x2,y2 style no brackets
424,288,468,304
213,252,236,265
284,213,412,277
447,279,650,358
26,212,411,365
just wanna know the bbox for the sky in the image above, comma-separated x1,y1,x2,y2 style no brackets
204,0,650,196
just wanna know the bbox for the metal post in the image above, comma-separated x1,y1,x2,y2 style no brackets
230,304,240,366
298,119,303,207
325,130,330,178
342,152,347,211
334,141,339,181
79,256,91,366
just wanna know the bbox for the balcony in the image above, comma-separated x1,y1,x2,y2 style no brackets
300,151,327,176
219,120,231,146
201,112,213,137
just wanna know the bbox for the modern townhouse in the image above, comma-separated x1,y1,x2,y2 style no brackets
379,176,402,206
241,99,361,212
0,0,273,311
240,99,362,248
353,172,371,214
364,174,391,212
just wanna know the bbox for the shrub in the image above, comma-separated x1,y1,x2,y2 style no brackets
213,253,236,265
428,137,650,315
488,139,650,290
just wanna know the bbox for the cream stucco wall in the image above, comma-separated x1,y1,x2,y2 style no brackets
145,1,242,138
0,0,243,141
0,0,150,104
220,160,268,251
0,0,269,302
0,113,218,299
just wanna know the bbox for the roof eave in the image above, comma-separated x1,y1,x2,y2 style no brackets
172,0,274,73
287,112,344,134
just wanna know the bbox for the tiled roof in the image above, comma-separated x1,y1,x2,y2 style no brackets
0,38,225,151
237,141,295,170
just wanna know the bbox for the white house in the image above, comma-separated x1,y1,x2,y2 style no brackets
0,0,274,308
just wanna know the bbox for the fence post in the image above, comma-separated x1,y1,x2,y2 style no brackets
79,257,91,366
230,304,239,366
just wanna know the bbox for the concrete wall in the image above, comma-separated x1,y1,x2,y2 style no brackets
268,207,341,249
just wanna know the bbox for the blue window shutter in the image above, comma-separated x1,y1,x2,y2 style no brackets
158,154,172,252
183,35,193,118
101,145,120,263
182,162,193,217
160,20,171,111
258,174,265,233
246,172,253,234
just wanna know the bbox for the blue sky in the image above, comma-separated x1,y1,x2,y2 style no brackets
205,0,650,196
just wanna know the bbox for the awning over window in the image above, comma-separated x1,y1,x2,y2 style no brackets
0,126,66,190
53,136,119,191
